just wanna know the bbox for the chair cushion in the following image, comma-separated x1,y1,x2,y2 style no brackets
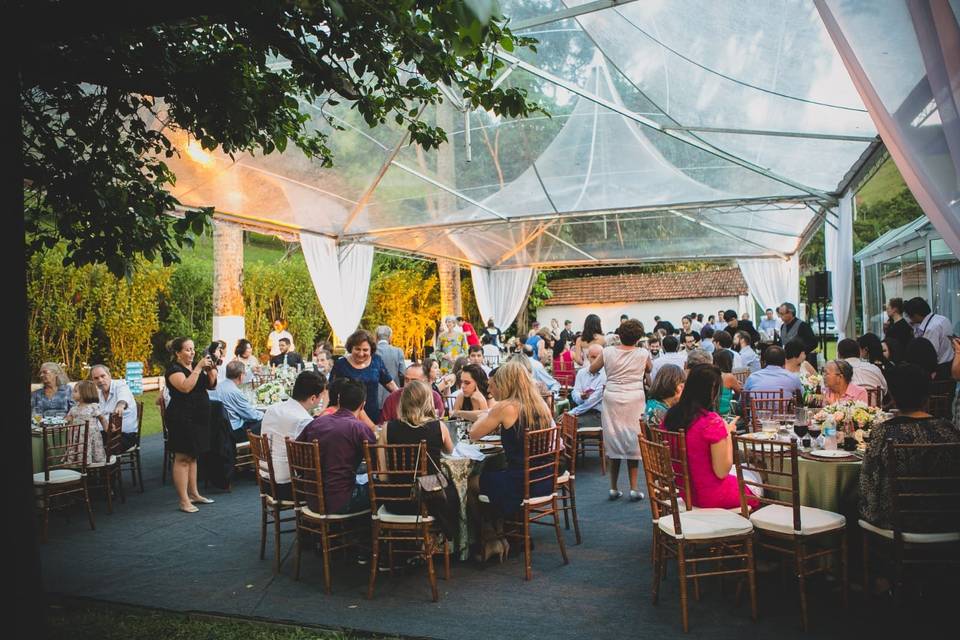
87,455,118,469
374,504,434,524
262,494,297,508
858,519,960,544
122,444,139,453
300,504,370,520
556,470,572,484
577,427,603,434
658,508,753,540
478,494,490,504
750,504,845,536
522,493,557,506
33,469,83,485
235,441,251,449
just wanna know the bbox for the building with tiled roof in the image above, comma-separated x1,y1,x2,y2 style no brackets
536,267,751,334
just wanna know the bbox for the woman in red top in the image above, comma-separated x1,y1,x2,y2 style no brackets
551,333,575,387
662,365,759,509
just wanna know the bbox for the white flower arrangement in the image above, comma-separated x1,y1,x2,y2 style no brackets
813,401,885,448
256,381,287,406
274,365,298,394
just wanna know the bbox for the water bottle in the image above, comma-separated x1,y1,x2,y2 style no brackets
822,421,837,451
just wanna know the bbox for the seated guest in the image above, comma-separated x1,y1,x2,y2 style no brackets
218,361,265,442
650,335,687,383
858,333,887,369
296,380,375,514
645,364,684,427
551,335,575,387
713,349,741,414
838,337,887,393
467,344,492,376
570,343,606,429
65,380,107,465
260,371,325,501
904,337,939,379
380,380,458,536
743,345,802,399
784,339,817,376
31,361,74,417
380,363,445,422
451,364,490,419
699,325,716,354
713,329,744,369
723,309,760,345
860,364,960,531
662,365,758,509
521,345,561,395
734,330,760,373
481,334,501,362
269,337,304,369
904,296,953,379
822,359,868,404
681,332,699,353
647,334,661,359
89,364,139,451
684,348,713,372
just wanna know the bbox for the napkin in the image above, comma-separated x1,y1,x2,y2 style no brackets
453,442,485,461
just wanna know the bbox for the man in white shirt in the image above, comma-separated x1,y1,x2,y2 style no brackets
734,330,760,373
267,320,294,357
260,370,326,501
481,335,501,366
570,344,606,429
905,296,954,378
837,338,887,392
90,364,139,451
468,345,492,375
650,336,687,384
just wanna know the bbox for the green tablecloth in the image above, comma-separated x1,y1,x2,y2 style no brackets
441,451,506,561
770,456,862,516
31,431,44,474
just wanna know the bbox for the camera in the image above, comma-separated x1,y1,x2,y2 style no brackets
205,342,223,367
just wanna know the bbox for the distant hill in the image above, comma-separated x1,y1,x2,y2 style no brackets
856,157,907,208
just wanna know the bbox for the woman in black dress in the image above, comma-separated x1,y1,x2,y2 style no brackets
165,337,218,513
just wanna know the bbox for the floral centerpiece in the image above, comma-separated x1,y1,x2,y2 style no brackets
799,372,823,406
274,365,298,394
813,400,885,450
256,380,287,406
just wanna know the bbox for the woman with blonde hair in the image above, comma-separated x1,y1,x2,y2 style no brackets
31,361,73,417
436,315,468,374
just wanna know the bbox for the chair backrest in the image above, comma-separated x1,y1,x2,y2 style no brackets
638,433,684,533
103,413,125,457
887,440,960,536
363,440,428,515
285,438,329,514
553,358,576,387
732,434,798,526
41,422,89,480
158,400,169,442
540,393,555,416
483,354,501,368
638,416,652,441
863,386,883,408
748,393,793,433
732,368,750,385
927,394,953,420
135,400,144,438
650,427,694,506
522,425,561,501
248,432,281,499
560,413,577,477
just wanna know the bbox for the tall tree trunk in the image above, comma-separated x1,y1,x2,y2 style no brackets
438,259,462,318
435,101,462,317
212,218,245,349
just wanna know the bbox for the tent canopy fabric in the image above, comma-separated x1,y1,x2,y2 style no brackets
167,0,883,269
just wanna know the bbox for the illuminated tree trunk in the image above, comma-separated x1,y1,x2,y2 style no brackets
438,259,462,318
212,218,245,349
435,101,462,318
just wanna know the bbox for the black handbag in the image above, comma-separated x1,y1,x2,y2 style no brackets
411,444,449,503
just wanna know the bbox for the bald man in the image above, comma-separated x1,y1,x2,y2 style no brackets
570,344,606,428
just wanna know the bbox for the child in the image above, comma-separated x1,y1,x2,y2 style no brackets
65,380,107,465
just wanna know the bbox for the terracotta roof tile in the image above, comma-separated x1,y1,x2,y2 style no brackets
544,268,748,306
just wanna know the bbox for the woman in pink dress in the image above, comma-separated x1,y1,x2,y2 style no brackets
662,365,758,509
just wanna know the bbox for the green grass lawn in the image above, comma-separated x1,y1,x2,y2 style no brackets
138,390,162,438
46,602,388,640
182,230,295,269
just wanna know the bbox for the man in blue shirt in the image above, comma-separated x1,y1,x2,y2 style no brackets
219,361,265,442
743,345,802,398
522,345,561,395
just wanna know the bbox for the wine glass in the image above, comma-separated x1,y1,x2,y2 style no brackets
807,425,822,449
793,422,809,448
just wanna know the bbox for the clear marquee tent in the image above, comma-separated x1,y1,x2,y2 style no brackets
163,0,960,339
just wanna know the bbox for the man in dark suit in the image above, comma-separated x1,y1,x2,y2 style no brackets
270,337,304,368
723,309,759,344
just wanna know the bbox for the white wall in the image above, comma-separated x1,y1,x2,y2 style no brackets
537,296,742,334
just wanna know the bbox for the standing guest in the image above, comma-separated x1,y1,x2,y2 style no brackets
559,320,575,348
31,362,74,417
619,313,629,325
269,338,304,369
681,332,698,353
551,334,574,386
468,344,492,375
723,309,759,344
734,330,760,373
329,330,398,425
481,318,502,348
778,302,818,369
549,318,562,340
837,338,887,393
714,326,745,369
218,361,265,442
164,337,217,514
784,339,818,377
699,325,716,354
480,335,501,365
296,380,375,514
375,325,406,408
267,320,294,357
650,335,687,383
822,359,868,404
570,344,606,429
589,319,651,501
260,370,325,501
64,380,107,465
712,349,741,414
653,315,676,336
883,297,913,358
381,363,446,422
743,345,802,398
312,347,334,376
691,314,704,333
679,316,701,344
712,311,728,333
663,365,758,510
645,364,684,427
436,315,468,374
759,307,780,340
90,364,139,451
905,296,953,379
860,364,960,532
452,364,490,418
458,316,481,347
572,313,606,366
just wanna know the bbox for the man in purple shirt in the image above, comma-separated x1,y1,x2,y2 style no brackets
297,379,375,514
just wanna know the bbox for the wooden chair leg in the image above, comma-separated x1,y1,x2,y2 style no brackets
862,533,871,600
443,537,451,580
678,541,690,632
523,509,533,581
293,527,303,581
746,537,758,622
367,522,380,599
795,540,808,632
259,501,268,560
117,467,126,504
599,440,606,475
561,489,570,530
136,451,145,493
651,534,662,604
840,530,849,608
552,502,569,566
82,480,96,531
569,484,581,545
272,505,282,573
423,524,438,602
321,526,332,594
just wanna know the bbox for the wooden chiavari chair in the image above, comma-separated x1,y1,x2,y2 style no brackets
746,391,791,433
159,400,174,485
88,413,125,513
34,422,96,542
117,399,145,492
248,432,298,573
557,413,581,544
863,386,884,408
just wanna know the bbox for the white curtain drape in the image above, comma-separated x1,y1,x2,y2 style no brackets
825,193,856,340
300,233,374,344
816,0,960,257
737,255,802,320
470,266,535,330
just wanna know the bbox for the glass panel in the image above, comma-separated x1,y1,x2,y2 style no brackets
880,256,903,306
902,248,927,302
863,262,882,335
931,238,960,332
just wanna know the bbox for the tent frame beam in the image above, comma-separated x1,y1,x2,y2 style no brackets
513,0,640,30
662,125,876,142
668,209,789,260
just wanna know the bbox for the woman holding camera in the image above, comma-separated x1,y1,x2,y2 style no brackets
165,337,218,513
